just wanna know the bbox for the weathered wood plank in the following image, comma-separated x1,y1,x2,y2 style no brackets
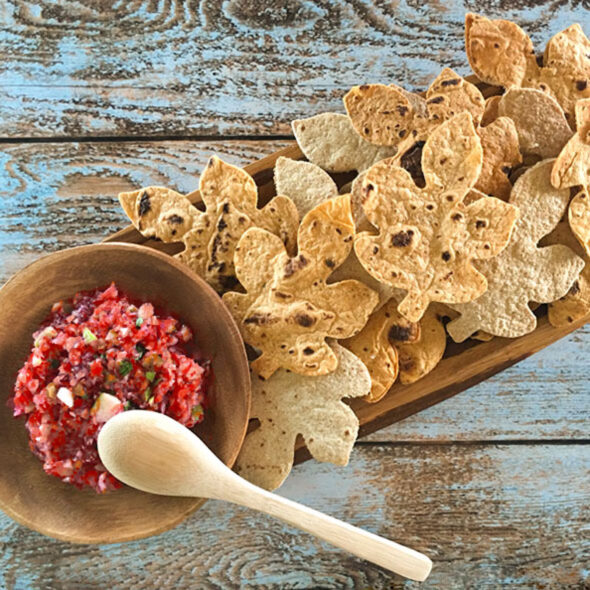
1,443,588,589
1,139,588,444
0,1,587,138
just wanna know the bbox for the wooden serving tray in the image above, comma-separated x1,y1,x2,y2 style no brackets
105,142,589,449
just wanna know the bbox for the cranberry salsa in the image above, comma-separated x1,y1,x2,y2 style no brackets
11,283,210,493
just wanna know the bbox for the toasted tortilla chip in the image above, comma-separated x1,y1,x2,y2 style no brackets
498,88,573,158
476,116,522,200
354,113,518,322
465,13,590,122
541,220,590,327
481,95,501,127
223,195,378,378
342,299,419,402
292,113,396,173
274,156,338,217
235,343,370,490
551,99,590,189
569,190,590,258
448,160,585,341
397,305,447,384
344,68,485,148
119,157,299,292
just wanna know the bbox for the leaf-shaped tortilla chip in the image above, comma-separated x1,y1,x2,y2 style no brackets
354,113,518,322
292,113,396,173
274,156,338,217
119,157,299,292
498,88,573,158
342,299,419,403
551,99,590,189
541,220,590,327
447,160,585,341
234,343,370,490
465,14,590,122
223,195,379,378
344,68,485,148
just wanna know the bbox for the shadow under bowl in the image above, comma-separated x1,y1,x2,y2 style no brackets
0,243,250,543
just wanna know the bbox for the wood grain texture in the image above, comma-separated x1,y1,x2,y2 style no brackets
1,444,588,589
0,1,588,138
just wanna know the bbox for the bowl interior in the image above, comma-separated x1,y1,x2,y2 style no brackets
0,243,250,543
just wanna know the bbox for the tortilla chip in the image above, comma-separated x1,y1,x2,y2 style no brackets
481,95,501,127
541,220,590,327
447,160,585,341
354,113,518,322
223,195,378,378
397,305,447,384
274,156,338,217
344,68,485,148
342,299,419,403
465,14,590,122
476,116,522,200
551,99,590,189
498,88,573,158
235,343,370,491
292,113,396,173
569,189,590,258
119,157,299,292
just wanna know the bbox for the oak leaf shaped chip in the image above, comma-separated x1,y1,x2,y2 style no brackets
354,112,519,322
447,160,585,341
551,99,590,190
465,13,590,123
292,113,397,173
223,195,379,378
234,343,370,491
344,68,485,148
118,156,299,292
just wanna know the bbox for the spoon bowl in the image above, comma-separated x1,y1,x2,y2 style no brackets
0,243,250,543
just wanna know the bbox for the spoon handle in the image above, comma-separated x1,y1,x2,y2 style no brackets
219,476,432,581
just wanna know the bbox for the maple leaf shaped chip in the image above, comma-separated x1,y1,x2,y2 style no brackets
234,343,370,491
118,156,299,292
343,68,521,200
465,13,590,123
354,112,518,323
447,160,585,341
223,195,379,378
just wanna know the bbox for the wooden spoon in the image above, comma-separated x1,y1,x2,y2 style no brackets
98,410,432,581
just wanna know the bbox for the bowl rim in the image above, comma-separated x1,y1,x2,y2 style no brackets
0,242,251,543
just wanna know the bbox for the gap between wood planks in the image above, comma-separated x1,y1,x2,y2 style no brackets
356,439,589,446
0,134,295,144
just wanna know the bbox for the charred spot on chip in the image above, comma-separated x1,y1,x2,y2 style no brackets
373,246,379,254
452,213,463,221
324,258,335,268
427,96,444,104
363,127,370,135
295,313,314,327
391,230,414,247
138,191,151,217
570,281,581,296
274,291,291,299
238,215,247,224
284,254,308,278
388,323,415,342
501,165,512,175
396,105,409,116
441,251,451,261
217,218,228,231
166,214,184,224
441,78,460,87
476,219,487,229
576,80,588,91
222,202,230,214
399,129,407,138
446,195,455,202
244,312,272,325
302,347,314,355
359,84,369,91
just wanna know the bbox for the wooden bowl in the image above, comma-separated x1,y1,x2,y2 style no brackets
0,243,251,543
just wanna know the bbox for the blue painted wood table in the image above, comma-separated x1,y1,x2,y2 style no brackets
0,2,588,588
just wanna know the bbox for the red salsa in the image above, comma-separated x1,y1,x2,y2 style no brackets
11,283,210,493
